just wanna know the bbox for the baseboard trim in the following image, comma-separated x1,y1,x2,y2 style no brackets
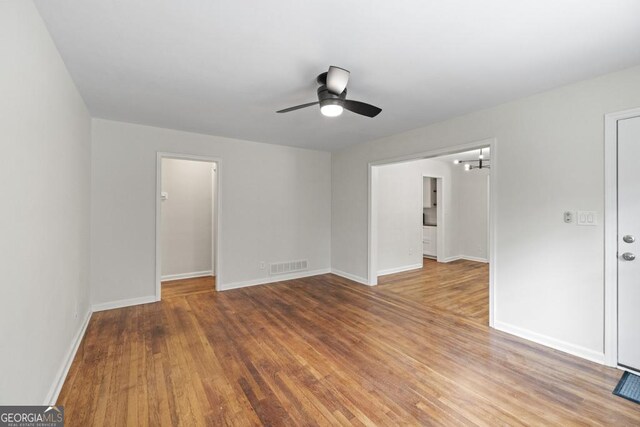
377,263,423,276
161,270,213,281
441,255,488,263
460,255,489,263
44,309,92,405
330,269,371,286
494,320,605,365
218,268,331,291
92,295,157,312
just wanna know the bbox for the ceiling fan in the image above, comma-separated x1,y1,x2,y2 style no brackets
277,66,382,118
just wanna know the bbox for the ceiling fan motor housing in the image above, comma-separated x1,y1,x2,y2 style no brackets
316,72,328,86
317,85,346,108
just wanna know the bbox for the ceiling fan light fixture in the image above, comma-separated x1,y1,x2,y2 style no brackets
320,104,343,117
276,66,381,118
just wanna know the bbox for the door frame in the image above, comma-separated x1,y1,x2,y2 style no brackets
155,152,223,299
421,175,446,262
368,137,497,327
211,163,218,276
604,107,640,367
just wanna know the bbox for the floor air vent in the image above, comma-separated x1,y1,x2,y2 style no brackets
270,260,308,275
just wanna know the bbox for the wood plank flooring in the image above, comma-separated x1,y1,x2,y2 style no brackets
378,258,489,324
58,260,640,425
162,276,215,299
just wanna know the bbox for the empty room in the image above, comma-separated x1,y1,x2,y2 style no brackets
2,0,640,425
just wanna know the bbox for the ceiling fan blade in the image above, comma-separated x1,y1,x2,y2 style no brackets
276,101,319,113
341,100,382,118
326,66,350,95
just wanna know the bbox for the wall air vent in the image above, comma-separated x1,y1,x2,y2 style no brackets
270,259,308,276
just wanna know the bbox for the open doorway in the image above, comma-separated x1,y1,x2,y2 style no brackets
155,153,220,300
369,139,495,326
422,176,443,262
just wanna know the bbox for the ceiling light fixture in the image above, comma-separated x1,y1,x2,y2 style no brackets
453,148,490,171
320,104,343,117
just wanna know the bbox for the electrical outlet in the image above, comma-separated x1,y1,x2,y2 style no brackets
259,261,266,270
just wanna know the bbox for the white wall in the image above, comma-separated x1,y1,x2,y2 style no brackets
332,65,640,361
161,158,214,279
451,165,490,261
0,1,91,404
376,162,422,273
376,159,456,273
91,119,331,304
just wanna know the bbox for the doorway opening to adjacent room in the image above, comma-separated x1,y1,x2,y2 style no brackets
368,139,496,326
156,153,221,299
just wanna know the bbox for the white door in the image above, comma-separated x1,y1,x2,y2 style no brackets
618,115,640,371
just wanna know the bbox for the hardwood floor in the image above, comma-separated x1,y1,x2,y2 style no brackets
58,261,640,425
378,258,489,324
162,275,215,299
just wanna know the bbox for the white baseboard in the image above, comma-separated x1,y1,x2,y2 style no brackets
460,255,488,263
218,268,331,291
44,310,92,405
494,320,605,365
161,270,213,281
377,263,423,276
441,255,488,263
330,269,371,286
92,295,157,312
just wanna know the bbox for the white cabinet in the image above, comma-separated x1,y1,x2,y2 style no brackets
422,226,437,257
423,177,437,208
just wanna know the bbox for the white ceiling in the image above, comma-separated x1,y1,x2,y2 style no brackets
34,0,640,152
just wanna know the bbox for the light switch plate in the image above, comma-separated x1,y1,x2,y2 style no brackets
577,211,597,226
160,191,168,201
564,211,574,223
